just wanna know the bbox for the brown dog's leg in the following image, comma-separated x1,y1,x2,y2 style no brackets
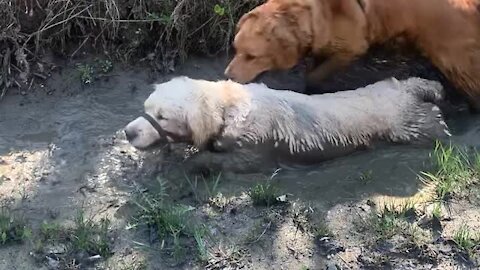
305,53,357,90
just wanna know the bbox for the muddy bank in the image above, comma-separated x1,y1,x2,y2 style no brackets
0,54,479,269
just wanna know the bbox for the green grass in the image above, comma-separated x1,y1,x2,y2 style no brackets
33,211,112,267
431,202,443,219
249,181,281,207
314,222,332,238
132,177,212,263
70,210,111,257
193,226,209,262
184,172,222,203
420,142,478,202
371,200,416,240
76,58,114,85
77,63,94,84
453,224,480,256
0,208,31,245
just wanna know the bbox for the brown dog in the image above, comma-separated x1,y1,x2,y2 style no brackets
224,0,480,110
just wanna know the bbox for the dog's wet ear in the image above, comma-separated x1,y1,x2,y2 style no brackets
186,95,224,148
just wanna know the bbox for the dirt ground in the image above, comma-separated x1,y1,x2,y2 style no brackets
0,51,479,270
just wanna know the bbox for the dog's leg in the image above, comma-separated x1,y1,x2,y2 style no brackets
305,53,357,89
211,135,243,153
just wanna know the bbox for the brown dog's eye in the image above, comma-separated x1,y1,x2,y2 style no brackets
245,54,255,61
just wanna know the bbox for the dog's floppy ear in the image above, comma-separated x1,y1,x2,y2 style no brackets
236,11,257,33
186,93,225,148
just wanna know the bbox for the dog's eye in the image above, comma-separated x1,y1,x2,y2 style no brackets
245,54,255,61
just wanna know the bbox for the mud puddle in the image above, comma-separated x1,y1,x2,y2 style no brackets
0,54,479,269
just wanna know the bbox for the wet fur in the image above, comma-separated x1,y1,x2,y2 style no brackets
129,76,451,173
225,0,480,110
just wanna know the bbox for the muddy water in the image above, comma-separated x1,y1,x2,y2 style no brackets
0,55,479,223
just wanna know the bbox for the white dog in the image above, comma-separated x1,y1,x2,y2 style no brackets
124,76,450,172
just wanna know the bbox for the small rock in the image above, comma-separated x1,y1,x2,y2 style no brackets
317,237,345,256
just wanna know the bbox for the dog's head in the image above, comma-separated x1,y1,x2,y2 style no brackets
224,0,319,83
124,77,226,150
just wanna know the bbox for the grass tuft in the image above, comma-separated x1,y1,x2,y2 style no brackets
420,141,478,201
249,181,281,207
33,210,113,268
133,177,213,263
70,210,111,257
370,200,417,240
0,208,31,245
453,224,480,257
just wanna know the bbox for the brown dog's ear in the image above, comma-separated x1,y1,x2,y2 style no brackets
235,11,257,33
331,0,368,15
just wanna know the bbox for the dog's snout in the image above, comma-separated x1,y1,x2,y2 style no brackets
124,128,137,142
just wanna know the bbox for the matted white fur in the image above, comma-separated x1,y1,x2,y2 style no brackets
125,76,450,162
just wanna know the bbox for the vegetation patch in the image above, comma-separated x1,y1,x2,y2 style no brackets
0,207,31,246
33,210,113,269
420,141,479,202
0,0,263,97
132,177,212,264
453,224,480,258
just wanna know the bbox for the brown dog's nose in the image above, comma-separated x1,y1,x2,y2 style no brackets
124,129,137,142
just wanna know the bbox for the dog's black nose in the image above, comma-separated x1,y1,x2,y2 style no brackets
124,129,137,142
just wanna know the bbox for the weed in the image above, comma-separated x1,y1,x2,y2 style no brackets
453,224,480,256
370,200,416,239
0,208,31,245
133,178,214,263
314,222,332,238
431,202,443,219
70,210,111,257
77,63,94,84
194,226,209,262
0,0,263,97
421,142,476,201
136,197,193,239
96,59,113,74
359,170,374,185
213,4,226,16
33,211,112,268
185,172,222,203
405,223,431,246
249,181,281,207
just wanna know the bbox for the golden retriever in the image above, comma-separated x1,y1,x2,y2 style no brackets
124,76,450,172
224,0,480,110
